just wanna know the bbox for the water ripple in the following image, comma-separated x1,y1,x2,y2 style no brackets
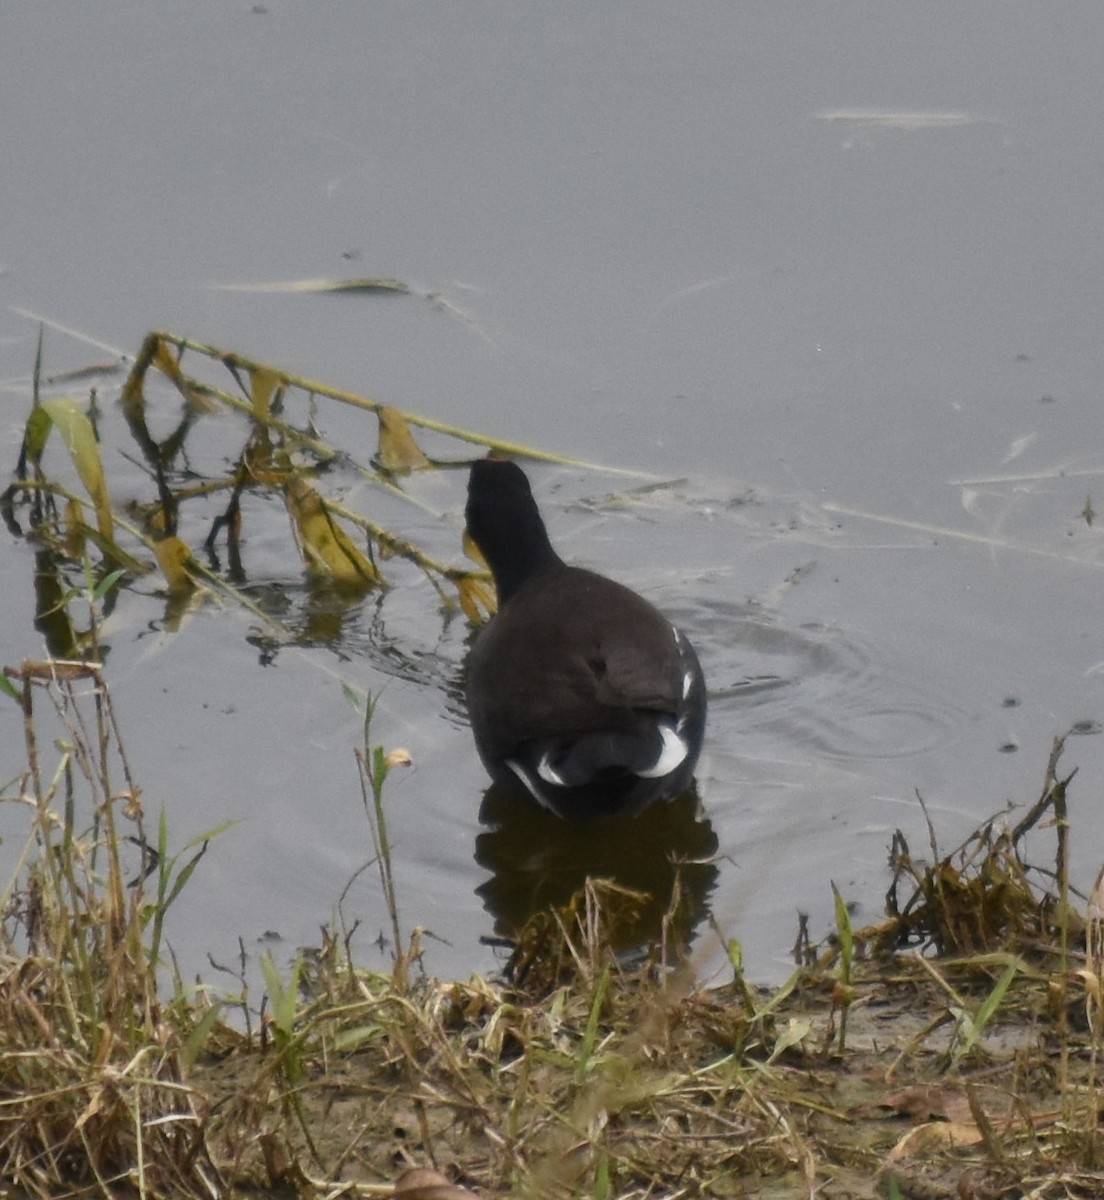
682,595,966,766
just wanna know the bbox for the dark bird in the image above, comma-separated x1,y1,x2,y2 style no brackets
464,458,706,819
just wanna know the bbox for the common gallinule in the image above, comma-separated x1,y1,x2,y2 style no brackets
464,458,706,818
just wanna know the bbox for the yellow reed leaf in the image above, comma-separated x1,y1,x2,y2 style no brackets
457,574,497,625
462,527,487,567
249,366,283,423
63,497,85,560
152,336,183,384
152,335,218,414
377,406,431,473
153,536,198,594
40,397,113,542
285,477,382,586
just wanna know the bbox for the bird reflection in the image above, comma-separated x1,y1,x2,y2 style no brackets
474,785,719,963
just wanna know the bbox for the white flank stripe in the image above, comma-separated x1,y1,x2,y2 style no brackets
639,726,688,778
536,753,567,786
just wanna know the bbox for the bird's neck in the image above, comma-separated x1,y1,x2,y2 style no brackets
491,524,562,605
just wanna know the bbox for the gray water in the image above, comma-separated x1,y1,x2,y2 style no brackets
1,4,1102,986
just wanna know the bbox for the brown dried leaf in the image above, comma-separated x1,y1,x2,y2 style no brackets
119,365,146,423
121,789,144,821
393,1166,481,1200
885,1119,982,1162
1074,967,1102,1005
74,1086,109,1132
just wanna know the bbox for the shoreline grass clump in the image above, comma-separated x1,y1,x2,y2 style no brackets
877,736,1079,962
0,658,218,1197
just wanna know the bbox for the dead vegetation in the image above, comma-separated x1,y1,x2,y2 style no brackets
1,328,515,642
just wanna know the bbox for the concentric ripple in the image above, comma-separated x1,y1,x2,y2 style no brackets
671,593,968,766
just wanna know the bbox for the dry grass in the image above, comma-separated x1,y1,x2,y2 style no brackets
0,659,216,1197
3,660,1104,1200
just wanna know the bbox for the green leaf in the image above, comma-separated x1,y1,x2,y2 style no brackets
831,881,854,984
576,962,611,1081
182,1001,227,1070
973,958,1021,1031
766,1017,812,1064
723,935,744,974
954,958,1021,1062
332,1023,386,1052
92,567,127,602
24,405,53,467
594,1149,611,1200
160,822,236,911
260,950,301,1042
